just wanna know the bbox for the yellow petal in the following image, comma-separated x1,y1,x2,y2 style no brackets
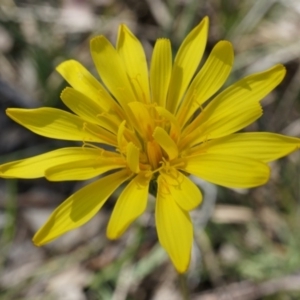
117,120,127,152
199,64,286,126
126,142,140,173
159,168,202,211
0,147,103,179
56,60,121,115
153,127,178,160
107,171,151,239
177,41,234,127
45,154,125,181
150,39,172,107
7,108,117,146
155,106,180,133
156,177,193,273
180,102,262,150
190,133,300,162
90,36,137,109
117,119,142,152
155,106,181,143
33,169,131,246
127,102,154,140
117,24,150,103
61,87,119,134
166,17,209,113
181,64,286,147
182,154,270,188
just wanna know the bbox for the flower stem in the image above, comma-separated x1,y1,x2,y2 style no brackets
179,273,190,300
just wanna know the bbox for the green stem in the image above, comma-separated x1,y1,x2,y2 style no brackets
179,273,190,300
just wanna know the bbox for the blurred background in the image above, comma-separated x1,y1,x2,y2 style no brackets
0,0,300,299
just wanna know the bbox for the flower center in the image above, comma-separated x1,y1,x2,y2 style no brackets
117,102,181,174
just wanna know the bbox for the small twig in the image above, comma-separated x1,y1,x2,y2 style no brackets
179,273,190,300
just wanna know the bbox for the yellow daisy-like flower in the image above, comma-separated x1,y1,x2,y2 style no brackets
1,17,300,273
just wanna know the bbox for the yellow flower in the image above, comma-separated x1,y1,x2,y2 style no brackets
1,17,300,273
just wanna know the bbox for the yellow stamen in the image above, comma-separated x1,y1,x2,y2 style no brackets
147,140,163,170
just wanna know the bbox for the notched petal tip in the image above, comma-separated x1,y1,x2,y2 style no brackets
6,107,17,115
60,86,71,99
175,263,190,274
156,37,170,42
205,40,234,73
5,108,26,123
273,63,286,74
90,35,107,51
32,237,42,247
56,59,77,72
190,15,209,42
201,15,209,26
117,23,140,44
216,40,234,60
269,64,286,82
5,108,12,117
119,23,131,34
195,16,209,36
275,63,286,71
